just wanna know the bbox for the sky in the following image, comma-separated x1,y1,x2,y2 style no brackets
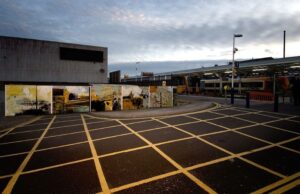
1,0,300,76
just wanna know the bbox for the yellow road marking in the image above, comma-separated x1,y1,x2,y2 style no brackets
117,119,217,194
270,179,300,193
87,102,219,121
0,116,42,138
81,114,110,194
110,170,181,193
153,118,287,179
99,145,150,159
0,174,12,179
252,172,300,193
3,116,56,194
21,158,93,175
262,123,300,135
0,137,40,145
184,114,300,154
2,106,298,193
49,123,83,129
0,151,29,159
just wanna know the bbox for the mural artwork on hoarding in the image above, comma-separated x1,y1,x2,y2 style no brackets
4,84,174,116
91,84,122,111
122,85,149,110
37,86,52,115
150,86,173,108
5,85,52,116
52,86,90,114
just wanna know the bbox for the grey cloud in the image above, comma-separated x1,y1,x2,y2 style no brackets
0,0,300,64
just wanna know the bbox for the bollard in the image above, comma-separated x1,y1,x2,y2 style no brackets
246,92,250,108
231,88,234,104
274,93,279,112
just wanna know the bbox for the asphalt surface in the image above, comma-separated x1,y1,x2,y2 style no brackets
0,104,299,193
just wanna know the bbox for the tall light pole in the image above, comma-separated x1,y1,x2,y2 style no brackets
231,33,243,104
136,62,140,82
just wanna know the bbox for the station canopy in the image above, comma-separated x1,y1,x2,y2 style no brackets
154,56,300,79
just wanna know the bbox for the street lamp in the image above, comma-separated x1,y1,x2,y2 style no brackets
136,62,140,82
231,33,243,104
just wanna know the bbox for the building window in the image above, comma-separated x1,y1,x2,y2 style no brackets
60,47,103,62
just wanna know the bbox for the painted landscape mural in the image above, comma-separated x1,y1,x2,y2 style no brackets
91,84,122,111
5,85,52,116
5,84,173,116
52,86,89,114
122,85,149,110
150,86,173,108
37,86,52,114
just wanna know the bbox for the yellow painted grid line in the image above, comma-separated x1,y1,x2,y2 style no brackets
21,157,93,175
270,179,300,193
0,151,29,159
117,119,217,194
25,121,54,127
262,123,300,135
1,106,298,193
0,128,10,133
4,120,122,137
154,103,220,120
0,132,133,159
3,116,56,194
188,113,300,155
0,137,40,145
185,112,300,155
110,170,181,193
98,145,150,159
81,114,110,194
87,102,220,121
184,114,300,154
49,123,83,129
0,174,12,180
1,111,298,161
6,128,45,136
252,172,300,193
0,133,294,180
0,116,42,138
153,117,287,179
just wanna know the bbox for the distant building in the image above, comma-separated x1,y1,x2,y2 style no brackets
0,36,108,115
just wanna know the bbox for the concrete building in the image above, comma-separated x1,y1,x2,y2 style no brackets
0,36,108,115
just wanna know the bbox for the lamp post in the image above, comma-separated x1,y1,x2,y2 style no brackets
231,33,243,104
136,62,140,82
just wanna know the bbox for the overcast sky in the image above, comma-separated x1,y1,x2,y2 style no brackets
1,0,300,75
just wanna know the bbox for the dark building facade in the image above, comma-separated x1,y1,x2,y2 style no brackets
0,36,108,115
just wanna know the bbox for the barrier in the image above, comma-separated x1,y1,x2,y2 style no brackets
5,84,173,116
249,91,274,101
